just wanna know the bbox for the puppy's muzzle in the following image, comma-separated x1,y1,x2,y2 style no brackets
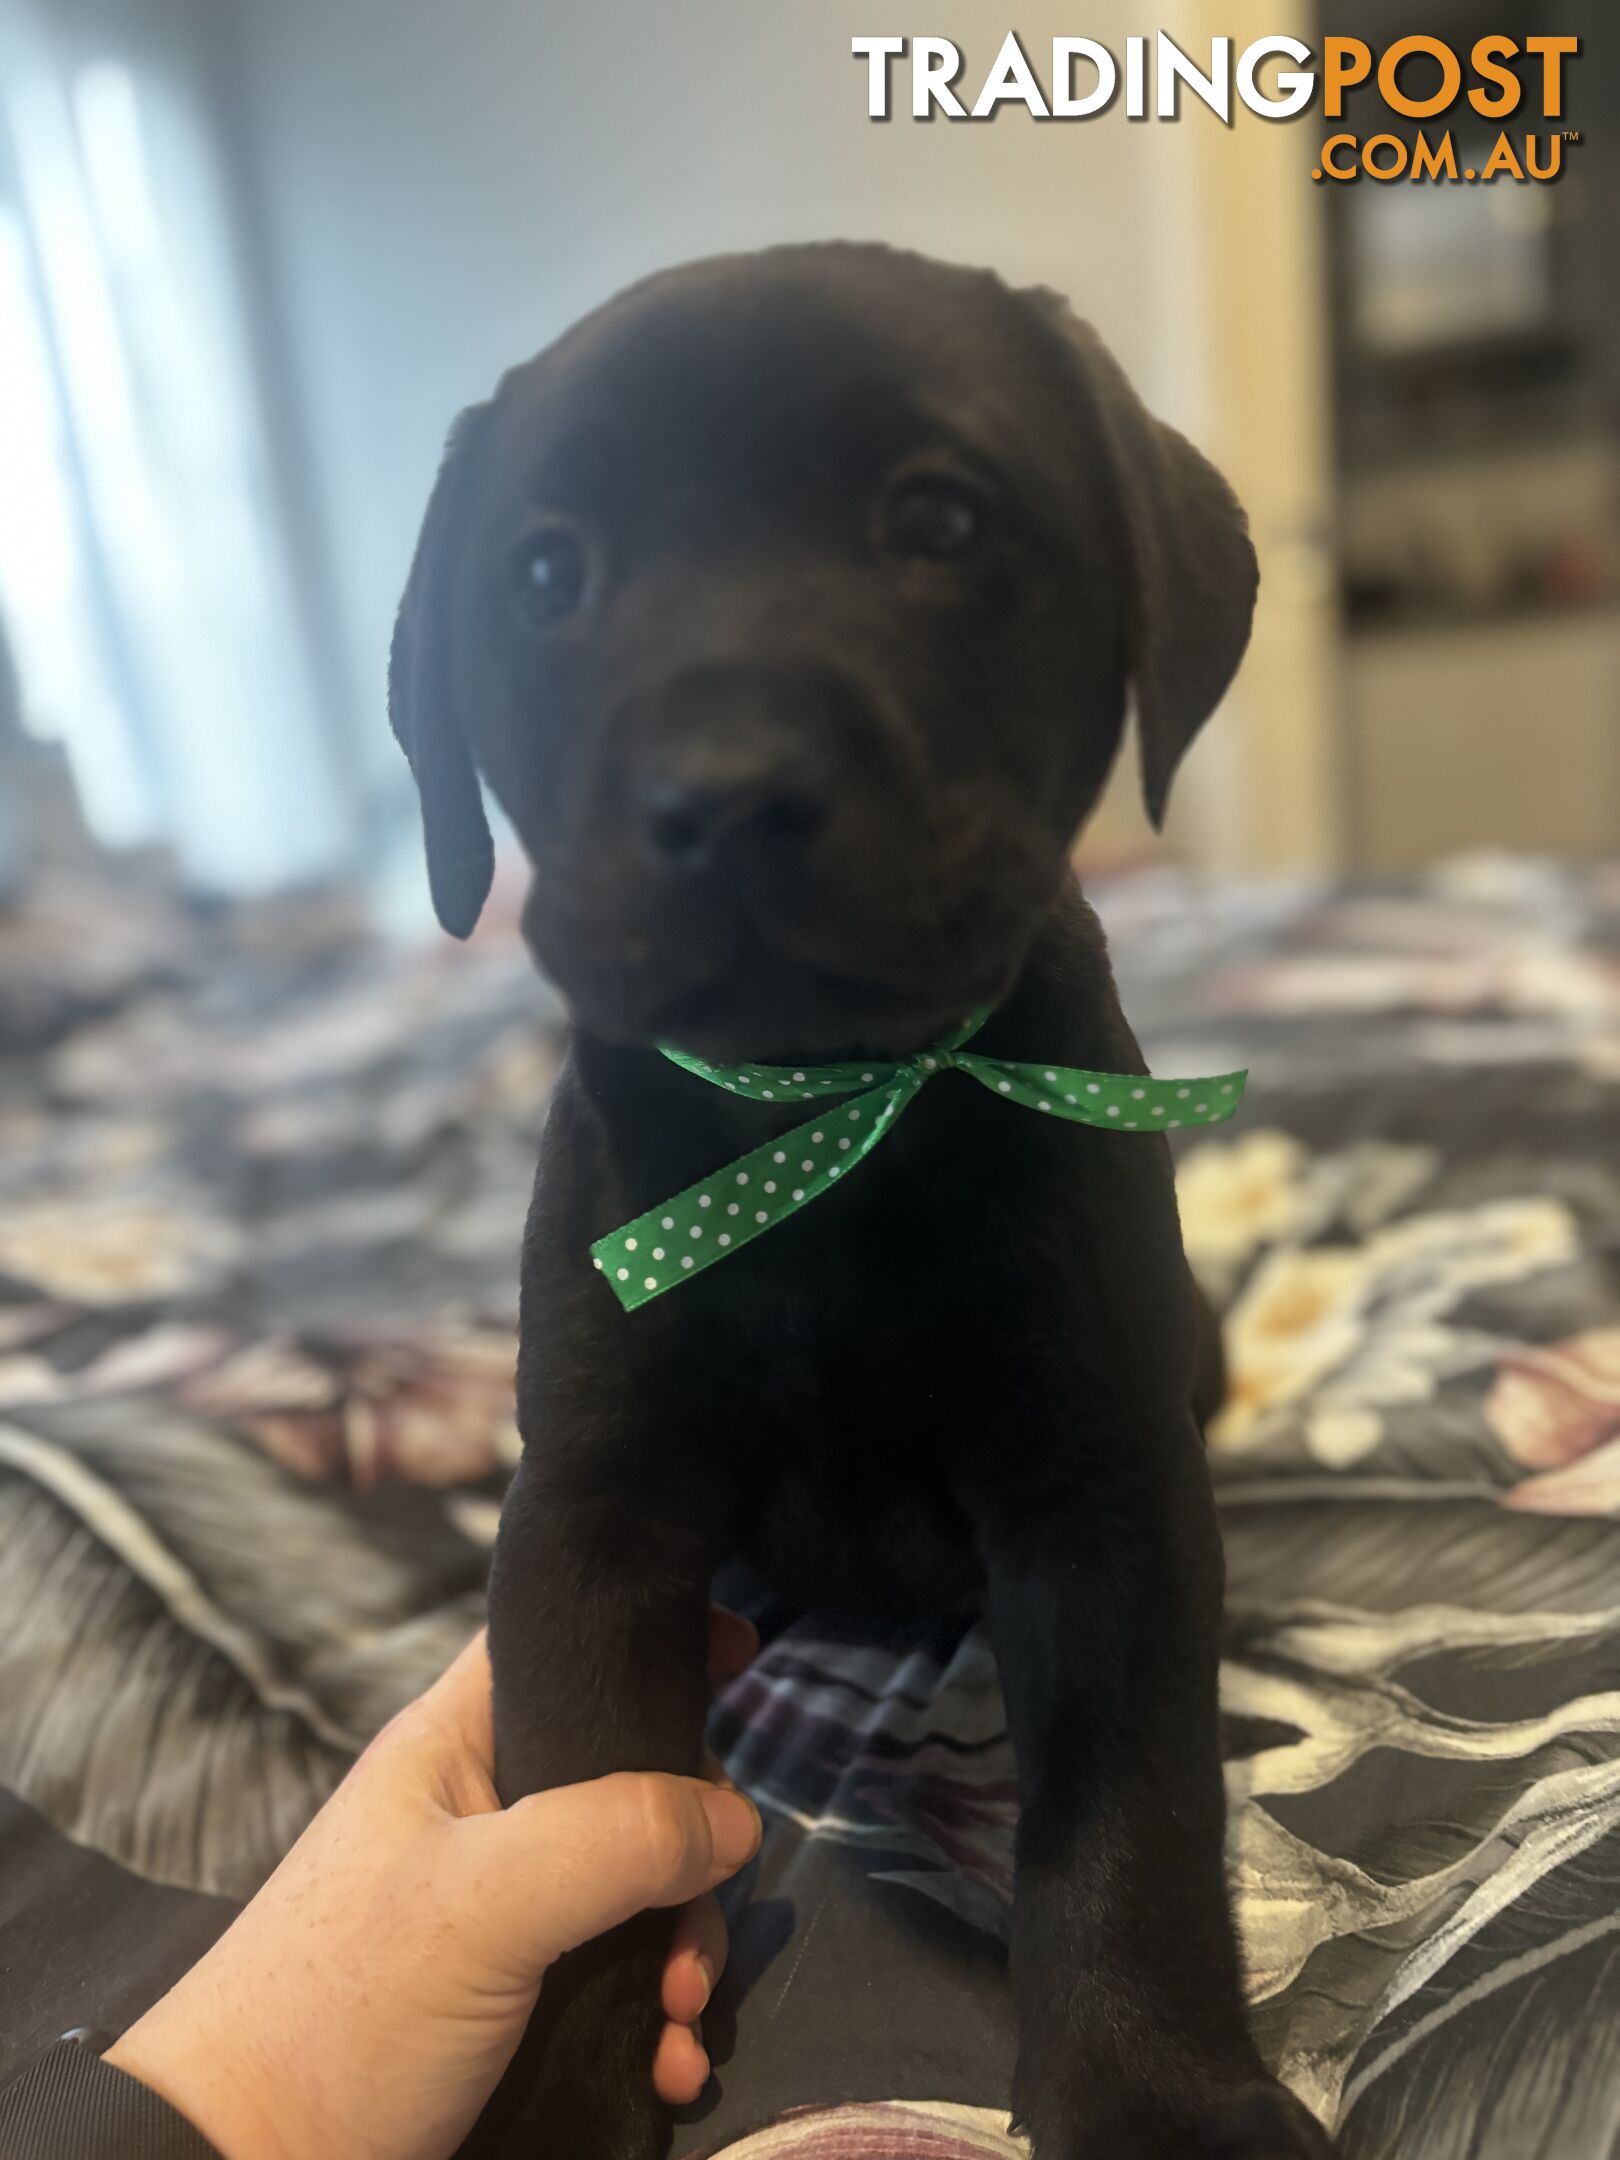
640,751,831,876
623,659,874,886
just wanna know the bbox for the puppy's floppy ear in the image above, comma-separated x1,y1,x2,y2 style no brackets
1021,290,1258,827
389,405,495,938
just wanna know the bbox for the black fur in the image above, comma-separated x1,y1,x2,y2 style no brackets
392,243,1335,2160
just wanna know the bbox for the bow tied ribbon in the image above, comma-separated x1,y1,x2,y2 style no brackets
592,1013,1245,1310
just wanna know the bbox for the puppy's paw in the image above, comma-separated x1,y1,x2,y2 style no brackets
509,2072,668,2160
1021,2070,1337,2160
1170,2078,1339,2158
455,2073,667,2160
452,1919,676,2160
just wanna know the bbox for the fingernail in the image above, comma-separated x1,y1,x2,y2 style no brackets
695,1955,716,2013
701,1787,760,1869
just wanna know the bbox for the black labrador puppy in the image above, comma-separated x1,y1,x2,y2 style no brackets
391,243,1334,2160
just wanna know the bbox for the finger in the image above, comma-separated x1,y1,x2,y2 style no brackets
652,2018,711,2107
706,1608,759,1687
661,1893,727,2024
466,1771,761,1967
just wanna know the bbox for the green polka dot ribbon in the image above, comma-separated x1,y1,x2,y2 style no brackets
591,1012,1246,1311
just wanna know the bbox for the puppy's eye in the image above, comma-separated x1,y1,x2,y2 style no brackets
881,477,983,561
515,527,586,625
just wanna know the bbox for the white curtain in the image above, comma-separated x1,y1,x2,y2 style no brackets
0,0,357,894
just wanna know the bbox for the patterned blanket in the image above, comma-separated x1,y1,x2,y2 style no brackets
3,858,1619,2158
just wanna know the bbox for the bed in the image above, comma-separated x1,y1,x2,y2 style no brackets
3,856,1619,2158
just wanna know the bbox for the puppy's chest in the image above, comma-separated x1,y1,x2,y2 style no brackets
589,1067,1169,1456
712,1303,989,1613
688,1115,1135,1606
673,1089,1085,1445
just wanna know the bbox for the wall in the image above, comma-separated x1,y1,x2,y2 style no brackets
206,5,1187,779
204,0,1340,871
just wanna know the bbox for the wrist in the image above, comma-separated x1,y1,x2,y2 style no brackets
105,1996,313,2160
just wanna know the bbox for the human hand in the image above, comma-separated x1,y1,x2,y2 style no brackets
105,1613,762,2160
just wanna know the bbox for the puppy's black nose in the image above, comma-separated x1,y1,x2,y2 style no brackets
631,661,848,873
640,771,831,870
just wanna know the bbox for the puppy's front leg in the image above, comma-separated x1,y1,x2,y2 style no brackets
968,1423,1336,2160
457,1453,720,2160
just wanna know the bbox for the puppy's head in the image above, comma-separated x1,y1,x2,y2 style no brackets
391,244,1256,1058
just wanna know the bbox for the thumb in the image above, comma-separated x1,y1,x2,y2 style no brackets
455,1772,761,1970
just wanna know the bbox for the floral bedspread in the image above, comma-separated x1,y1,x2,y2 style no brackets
2,857,1620,2158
